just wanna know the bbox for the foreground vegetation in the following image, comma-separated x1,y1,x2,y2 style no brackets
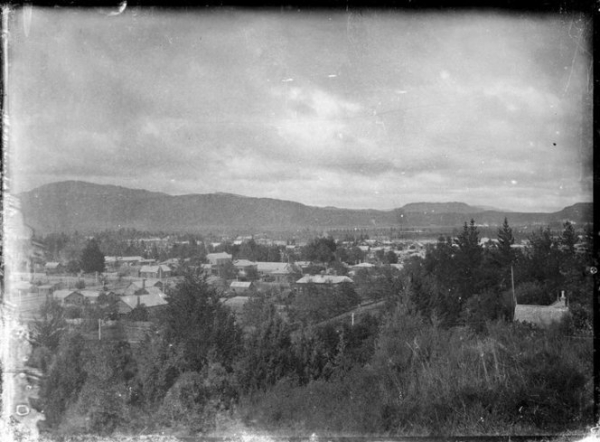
18,220,595,437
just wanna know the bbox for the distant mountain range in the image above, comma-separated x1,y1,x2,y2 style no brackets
16,181,592,234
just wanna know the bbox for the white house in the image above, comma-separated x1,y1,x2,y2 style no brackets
514,292,570,328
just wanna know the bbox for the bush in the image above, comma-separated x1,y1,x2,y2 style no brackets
72,341,137,434
64,306,83,319
158,363,237,434
239,314,593,436
240,368,384,434
158,371,208,428
128,305,149,322
569,302,593,332
462,289,504,334
514,281,554,305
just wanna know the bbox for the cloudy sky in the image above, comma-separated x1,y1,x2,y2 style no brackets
8,8,592,212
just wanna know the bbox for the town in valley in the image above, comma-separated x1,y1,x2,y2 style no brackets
2,7,594,441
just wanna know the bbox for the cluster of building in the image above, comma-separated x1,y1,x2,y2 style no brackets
10,228,583,330
53,278,169,315
6,274,171,321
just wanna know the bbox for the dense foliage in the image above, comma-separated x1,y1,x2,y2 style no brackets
80,239,106,273
25,220,594,437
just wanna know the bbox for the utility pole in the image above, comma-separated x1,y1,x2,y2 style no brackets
511,265,516,306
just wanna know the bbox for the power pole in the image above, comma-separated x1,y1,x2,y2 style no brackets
511,265,516,306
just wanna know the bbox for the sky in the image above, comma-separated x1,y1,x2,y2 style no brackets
7,8,593,212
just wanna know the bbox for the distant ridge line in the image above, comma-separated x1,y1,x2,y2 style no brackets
16,181,592,234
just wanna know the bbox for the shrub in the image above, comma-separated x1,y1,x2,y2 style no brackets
64,306,83,319
158,371,208,429
240,368,384,434
128,305,149,322
158,363,237,434
514,281,554,305
74,341,137,434
239,315,593,436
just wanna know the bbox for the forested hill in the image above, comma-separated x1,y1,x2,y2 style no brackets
17,181,592,234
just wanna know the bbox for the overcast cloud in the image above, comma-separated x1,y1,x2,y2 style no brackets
8,9,592,212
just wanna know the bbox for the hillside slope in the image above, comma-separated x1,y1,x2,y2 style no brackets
17,181,592,234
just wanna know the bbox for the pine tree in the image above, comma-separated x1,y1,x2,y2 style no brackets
41,333,87,427
454,219,482,299
80,239,105,273
561,221,577,254
237,304,295,393
496,217,515,266
162,271,241,372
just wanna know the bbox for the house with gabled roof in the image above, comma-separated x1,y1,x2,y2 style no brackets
159,258,180,268
117,290,168,315
53,290,81,305
296,274,353,285
53,289,101,305
293,261,312,273
121,256,144,266
53,289,80,304
124,279,164,296
255,262,302,284
139,265,171,280
514,292,570,328
295,274,354,296
230,280,254,295
233,259,257,271
79,290,101,303
206,252,233,276
207,252,233,266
